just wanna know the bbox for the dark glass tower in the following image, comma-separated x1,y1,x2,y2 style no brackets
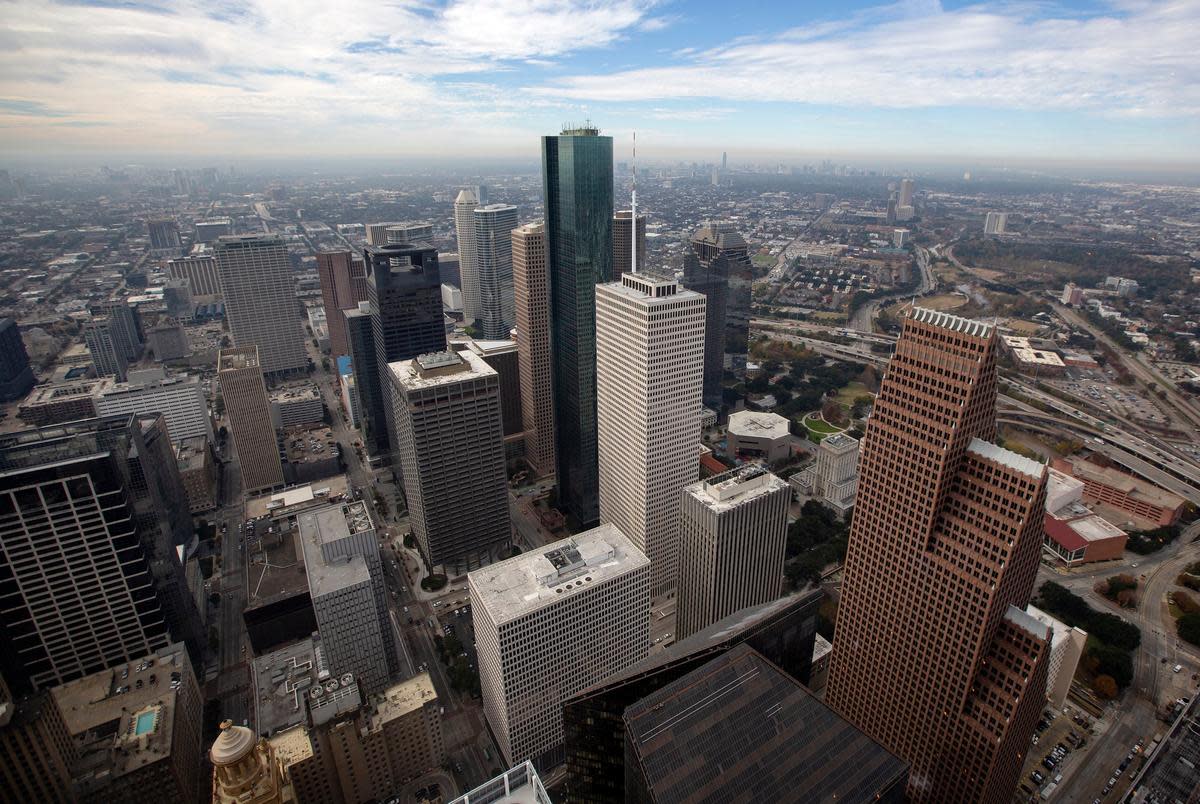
542,127,613,528
363,242,446,456
0,318,34,402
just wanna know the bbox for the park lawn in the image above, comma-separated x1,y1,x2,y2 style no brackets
751,252,775,268
803,414,842,434
812,311,847,322
834,381,869,406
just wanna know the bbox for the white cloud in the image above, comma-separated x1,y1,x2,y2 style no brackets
529,1,1200,117
0,0,659,153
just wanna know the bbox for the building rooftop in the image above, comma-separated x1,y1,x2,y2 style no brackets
20,377,114,407
297,506,371,598
252,637,325,737
1063,458,1185,510
727,410,791,440
624,644,908,803
52,644,190,792
175,435,210,471
244,476,351,519
967,437,1045,480
1026,605,1087,644
600,272,703,305
218,346,261,372
910,305,994,338
820,432,859,453
390,347,496,391
688,464,786,509
246,528,310,610
268,725,314,767
449,762,550,804
270,384,321,403
1003,604,1052,641
469,523,648,625
368,672,438,725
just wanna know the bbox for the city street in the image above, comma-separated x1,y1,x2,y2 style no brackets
210,431,251,729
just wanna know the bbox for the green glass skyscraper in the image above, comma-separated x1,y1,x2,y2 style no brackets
542,126,613,528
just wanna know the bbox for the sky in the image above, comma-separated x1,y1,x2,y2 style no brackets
0,0,1198,167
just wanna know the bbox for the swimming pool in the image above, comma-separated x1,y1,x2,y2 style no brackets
134,710,157,736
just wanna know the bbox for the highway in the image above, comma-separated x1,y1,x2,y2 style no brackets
848,243,937,332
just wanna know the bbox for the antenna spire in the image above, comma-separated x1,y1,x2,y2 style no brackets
631,131,638,275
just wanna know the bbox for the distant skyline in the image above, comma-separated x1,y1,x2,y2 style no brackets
0,0,1198,167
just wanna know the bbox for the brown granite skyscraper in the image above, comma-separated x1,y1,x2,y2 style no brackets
826,307,1052,803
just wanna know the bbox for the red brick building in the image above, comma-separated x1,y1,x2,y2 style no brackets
1051,457,1184,527
827,307,1051,804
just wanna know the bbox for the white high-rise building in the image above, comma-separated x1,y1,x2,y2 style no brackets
453,190,480,324
472,204,518,340
93,374,214,442
470,523,649,772
390,349,510,571
984,211,1008,235
809,432,860,514
676,465,791,639
214,235,306,377
596,273,705,595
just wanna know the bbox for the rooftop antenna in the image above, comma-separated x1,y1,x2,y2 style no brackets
630,130,638,275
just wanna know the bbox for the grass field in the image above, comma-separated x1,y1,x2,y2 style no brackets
834,381,870,406
802,412,846,443
752,252,776,268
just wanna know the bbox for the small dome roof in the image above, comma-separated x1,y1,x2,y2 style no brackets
209,719,256,766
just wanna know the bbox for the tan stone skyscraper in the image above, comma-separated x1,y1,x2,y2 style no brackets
218,346,284,494
596,272,705,595
826,307,1052,803
512,222,555,477
315,251,366,358
211,720,292,804
453,189,480,324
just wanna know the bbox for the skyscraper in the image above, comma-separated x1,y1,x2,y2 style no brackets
93,373,214,442
984,211,1008,234
681,221,752,398
453,189,480,324
512,222,555,478
611,210,646,281
316,251,366,359
542,126,613,528
214,235,307,378
473,203,519,339
218,346,284,493
89,301,143,361
390,350,509,571
898,177,914,207
0,415,183,693
470,524,650,772
676,465,790,639
83,318,128,382
384,222,434,245
344,302,383,452
0,318,34,402
596,272,705,595
363,242,446,456
826,307,1052,803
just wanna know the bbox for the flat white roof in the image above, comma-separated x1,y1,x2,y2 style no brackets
727,410,790,440
469,523,648,625
1004,604,1051,641
389,348,496,391
1027,604,1088,642
967,437,1045,480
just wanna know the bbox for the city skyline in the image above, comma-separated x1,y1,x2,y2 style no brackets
0,1,1197,167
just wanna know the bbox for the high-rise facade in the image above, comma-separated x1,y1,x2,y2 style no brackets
214,235,307,378
470,524,650,772
344,303,383,452
89,301,143,361
984,211,1008,234
167,254,222,299
218,347,284,493
898,177,915,207
390,350,509,570
473,204,519,339
453,190,481,324
297,503,394,695
384,222,434,245
596,272,705,595
83,319,128,382
611,210,646,281
316,251,367,359
542,126,613,528
683,222,753,381
0,318,34,402
676,466,790,639
93,374,214,442
826,307,1052,803
512,223,555,478
0,416,180,693
147,219,182,253
363,242,446,456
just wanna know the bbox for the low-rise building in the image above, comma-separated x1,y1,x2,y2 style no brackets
1041,467,1129,565
17,377,111,425
726,410,792,463
176,435,217,513
1052,457,1185,527
271,385,325,429
1000,335,1067,376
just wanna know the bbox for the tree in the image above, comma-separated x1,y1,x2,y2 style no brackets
821,400,847,426
1179,613,1200,647
1092,675,1118,700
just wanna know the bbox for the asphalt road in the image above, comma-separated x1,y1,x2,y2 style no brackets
212,432,251,729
